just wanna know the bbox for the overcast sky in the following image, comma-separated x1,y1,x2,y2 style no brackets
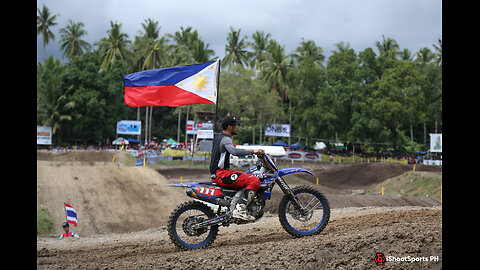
36,0,442,64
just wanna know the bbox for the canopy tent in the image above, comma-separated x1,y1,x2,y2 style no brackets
271,139,289,147
289,142,301,150
236,145,286,156
112,137,129,145
315,142,327,150
164,138,178,145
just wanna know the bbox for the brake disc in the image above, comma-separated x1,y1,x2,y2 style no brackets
182,216,208,236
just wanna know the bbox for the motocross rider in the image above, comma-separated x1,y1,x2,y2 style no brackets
209,115,265,221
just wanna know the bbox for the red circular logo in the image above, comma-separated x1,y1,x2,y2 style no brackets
374,253,386,266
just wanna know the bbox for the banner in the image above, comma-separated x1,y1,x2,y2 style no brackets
429,133,442,152
186,120,196,135
117,120,141,135
265,124,290,137
37,126,52,145
197,129,213,139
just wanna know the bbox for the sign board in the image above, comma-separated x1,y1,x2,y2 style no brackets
37,126,52,145
116,120,141,135
429,133,442,152
197,129,214,139
197,122,214,130
186,120,196,135
265,124,290,137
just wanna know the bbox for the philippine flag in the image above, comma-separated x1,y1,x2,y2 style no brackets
65,203,78,226
123,60,219,107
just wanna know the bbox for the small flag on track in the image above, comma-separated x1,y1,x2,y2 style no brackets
64,203,78,226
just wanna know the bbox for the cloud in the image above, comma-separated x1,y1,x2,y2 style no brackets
36,0,441,62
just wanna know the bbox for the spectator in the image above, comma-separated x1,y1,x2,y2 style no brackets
59,222,79,239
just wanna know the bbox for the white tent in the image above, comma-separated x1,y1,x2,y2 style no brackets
236,145,287,156
112,137,129,145
315,142,326,150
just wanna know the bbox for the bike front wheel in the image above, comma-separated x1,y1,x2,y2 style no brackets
278,186,330,237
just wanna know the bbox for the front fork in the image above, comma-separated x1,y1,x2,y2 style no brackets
275,176,307,214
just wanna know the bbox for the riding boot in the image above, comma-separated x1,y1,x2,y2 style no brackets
232,189,256,221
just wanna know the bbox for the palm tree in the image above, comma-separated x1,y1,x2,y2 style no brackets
433,38,442,65
222,27,249,68
333,41,351,53
191,39,215,63
399,48,413,61
96,21,130,72
59,20,91,60
294,39,325,69
37,56,76,144
37,5,59,59
168,26,201,65
375,35,399,58
137,18,168,70
134,18,169,144
249,30,271,70
415,47,435,66
262,39,290,100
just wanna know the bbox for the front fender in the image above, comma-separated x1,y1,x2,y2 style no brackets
277,167,315,177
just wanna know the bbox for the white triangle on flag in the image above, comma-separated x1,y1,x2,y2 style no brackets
174,60,219,104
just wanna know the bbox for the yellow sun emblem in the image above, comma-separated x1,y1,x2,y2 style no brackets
192,73,209,92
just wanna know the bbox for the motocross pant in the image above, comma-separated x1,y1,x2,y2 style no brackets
212,169,260,192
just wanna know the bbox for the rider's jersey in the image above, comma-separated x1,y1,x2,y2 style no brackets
59,231,79,239
209,133,254,175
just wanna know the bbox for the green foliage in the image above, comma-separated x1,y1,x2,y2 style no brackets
37,208,54,235
36,6,442,152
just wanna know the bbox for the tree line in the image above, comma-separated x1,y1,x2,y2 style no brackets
37,5,441,154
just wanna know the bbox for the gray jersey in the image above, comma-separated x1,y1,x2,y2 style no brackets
209,133,254,174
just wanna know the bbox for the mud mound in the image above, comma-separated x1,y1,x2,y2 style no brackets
37,150,115,162
302,162,441,189
37,207,442,269
37,155,186,236
155,168,211,181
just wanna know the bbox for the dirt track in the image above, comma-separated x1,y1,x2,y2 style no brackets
37,150,442,268
37,206,442,269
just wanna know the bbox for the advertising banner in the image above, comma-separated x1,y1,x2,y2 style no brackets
429,133,442,152
116,120,141,135
37,126,52,145
265,124,290,137
197,129,214,139
186,120,196,134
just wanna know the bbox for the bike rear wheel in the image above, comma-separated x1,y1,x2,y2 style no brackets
278,186,330,237
167,200,219,250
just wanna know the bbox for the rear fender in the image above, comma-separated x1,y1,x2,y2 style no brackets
167,182,201,188
277,167,315,177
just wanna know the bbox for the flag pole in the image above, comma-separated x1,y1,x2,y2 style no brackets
214,59,221,133
64,202,68,223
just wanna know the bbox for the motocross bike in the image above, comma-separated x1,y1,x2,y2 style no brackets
167,154,330,250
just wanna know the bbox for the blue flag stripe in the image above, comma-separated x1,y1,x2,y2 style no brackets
123,61,215,87
66,209,77,218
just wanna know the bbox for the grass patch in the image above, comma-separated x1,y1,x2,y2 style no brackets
37,208,54,235
366,171,442,197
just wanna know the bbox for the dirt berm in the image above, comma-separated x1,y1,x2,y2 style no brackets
37,150,441,236
37,150,186,236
